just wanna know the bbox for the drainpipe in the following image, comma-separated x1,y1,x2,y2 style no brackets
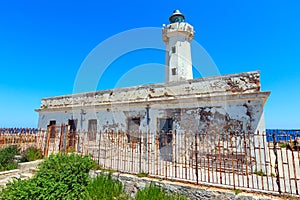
80,109,83,131
146,105,150,159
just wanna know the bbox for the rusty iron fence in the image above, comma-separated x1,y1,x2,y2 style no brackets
1,125,300,196
0,128,41,152
0,126,75,156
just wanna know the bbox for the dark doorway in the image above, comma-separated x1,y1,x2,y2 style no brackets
68,119,77,149
48,120,56,138
158,118,173,161
68,119,77,131
88,119,97,141
49,120,56,126
127,117,141,143
159,118,173,133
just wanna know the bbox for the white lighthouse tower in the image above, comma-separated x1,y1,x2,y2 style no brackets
163,10,194,82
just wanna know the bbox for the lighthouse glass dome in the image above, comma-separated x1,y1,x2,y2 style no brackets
169,10,185,23
170,15,184,23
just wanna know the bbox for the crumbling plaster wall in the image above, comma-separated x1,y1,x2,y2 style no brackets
172,99,264,134
37,71,268,135
39,71,261,110
38,98,265,135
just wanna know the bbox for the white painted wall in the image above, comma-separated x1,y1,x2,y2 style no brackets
163,22,194,82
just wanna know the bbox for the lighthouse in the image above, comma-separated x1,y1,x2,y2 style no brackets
162,10,194,82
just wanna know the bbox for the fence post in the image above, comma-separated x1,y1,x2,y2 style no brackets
273,133,281,194
195,133,199,184
44,126,51,157
289,135,299,195
98,130,102,166
139,131,142,173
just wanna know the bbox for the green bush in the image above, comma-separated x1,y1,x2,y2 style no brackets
0,177,37,199
2,161,18,171
82,174,128,200
21,146,43,162
0,145,19,171
0,153,98,200
0,152,190,200
136,184,187,200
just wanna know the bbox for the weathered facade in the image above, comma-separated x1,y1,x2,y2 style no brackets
36,10,269,137
36,71,269,134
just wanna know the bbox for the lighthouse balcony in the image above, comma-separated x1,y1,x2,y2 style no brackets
162,22,194,41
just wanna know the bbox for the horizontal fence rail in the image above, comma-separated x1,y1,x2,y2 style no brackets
1,125,300,196
266,129,300,142
0,128,41,152
0,128,38,134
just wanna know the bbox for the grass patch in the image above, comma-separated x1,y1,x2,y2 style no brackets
271,173,276,177
83,174,129,200
91,163,102,170
279,143,288,148
137,172,148,178
279,194,300,200
101,168,117,173
67,146,76,153
234,189,243,195
253,170,266,176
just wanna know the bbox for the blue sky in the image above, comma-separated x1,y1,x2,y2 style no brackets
0,0,299,129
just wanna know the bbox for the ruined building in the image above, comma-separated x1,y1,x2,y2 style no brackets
36,10,270,138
